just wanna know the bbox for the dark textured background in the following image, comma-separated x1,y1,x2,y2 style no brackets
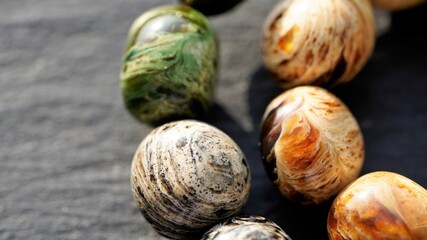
1,1,426,239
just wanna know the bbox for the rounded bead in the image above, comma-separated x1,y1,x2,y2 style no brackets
202,216,292,240
260,86,364,204
328,171,427,240
262,0,376,88
120,6,217,125
130,120,251,239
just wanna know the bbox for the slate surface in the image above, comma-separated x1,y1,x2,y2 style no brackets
1,1,426,239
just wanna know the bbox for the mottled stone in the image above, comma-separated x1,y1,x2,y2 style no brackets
121,5,217,125
260,86,364,204
328,171,427,240
131,120,251,239
201,216,292,240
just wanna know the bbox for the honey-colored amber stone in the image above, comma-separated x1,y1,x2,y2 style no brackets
262,0,375,88
260,86,364,204
328,171,427,240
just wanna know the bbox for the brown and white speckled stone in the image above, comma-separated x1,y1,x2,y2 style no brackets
130,120,251,239
262,0,376,88
201,216,292,240
328,171,427,240
260,86,364,205
371,0,425,10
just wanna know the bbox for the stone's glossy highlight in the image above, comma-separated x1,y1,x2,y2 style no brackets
131,120,251,239
260,86,364,205
201,216,292,240
262,0,376,88
120,6,217,125
180,0,244,16
371,0,425,10
328,172,427,240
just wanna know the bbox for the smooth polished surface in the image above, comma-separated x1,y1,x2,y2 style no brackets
0,1,426,239
260,86,364,205
262,0,376,88
121,5,217,125
131,120,250,239
201,216,292,240
328,172,427,239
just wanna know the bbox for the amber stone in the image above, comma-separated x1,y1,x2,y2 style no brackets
328,171,427,240
260,86,364,204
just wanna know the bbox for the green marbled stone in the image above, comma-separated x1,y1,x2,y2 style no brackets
120,5,217,125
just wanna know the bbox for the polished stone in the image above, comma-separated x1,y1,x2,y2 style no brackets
0,1,426,239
